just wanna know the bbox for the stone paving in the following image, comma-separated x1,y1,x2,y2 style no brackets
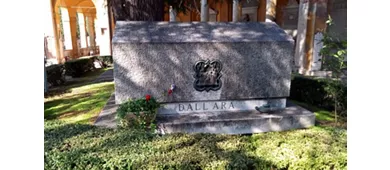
94,93,118,128
93,68,114,83
94,68,117,128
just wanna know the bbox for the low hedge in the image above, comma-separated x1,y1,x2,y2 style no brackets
289,75,347,116
46,64,65,87
44,120,347,170
95,55,113,67
65,56,96,77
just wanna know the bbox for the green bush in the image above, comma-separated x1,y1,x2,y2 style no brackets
65,56,96,77
95,55,113,67
289,75,347,117
44,120,347,170
116,96,161,130
46,64,65,86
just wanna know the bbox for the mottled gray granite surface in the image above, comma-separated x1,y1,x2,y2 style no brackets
113,22,294,104
157,102,315,134
113,21,294,43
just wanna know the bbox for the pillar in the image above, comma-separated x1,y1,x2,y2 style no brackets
258,0,266,22
312,32,323,71
201,0,209,21
218,1,229,22
169,6,177,21
94,18,100,53
311,1,329,71
265,0,277,22
54,9,65,63
275,0,288,26
84,14,89,49
95,0,112,56
68,8,79,59
304,1,317,72
232,0,240,22
87,16,96,50
294,0,309,73
48,0,61,63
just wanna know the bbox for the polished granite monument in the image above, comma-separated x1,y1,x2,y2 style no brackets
112,21,315,134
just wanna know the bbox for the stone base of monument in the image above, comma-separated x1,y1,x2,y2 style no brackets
156,102,315,135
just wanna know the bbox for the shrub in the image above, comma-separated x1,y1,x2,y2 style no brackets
95,55,113,67
116,95,161,130
44,120,347,170
289,75,347,117
64,56,96,77
46,64,65,87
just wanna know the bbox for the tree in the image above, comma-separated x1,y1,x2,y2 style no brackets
319,15,347,124
110,0,165,21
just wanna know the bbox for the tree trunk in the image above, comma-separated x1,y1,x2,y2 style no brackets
110,0,165,21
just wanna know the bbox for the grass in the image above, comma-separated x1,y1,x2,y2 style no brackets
44,69,347,169
44,68,114,124
44,67,111,98
44,121,347,169
44,82,114,124
290,100,347,129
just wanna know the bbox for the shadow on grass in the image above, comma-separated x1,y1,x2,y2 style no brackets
44,82,114,123
44,121,278,169
44,120,347,169
45,68,112,99
289,100,347,129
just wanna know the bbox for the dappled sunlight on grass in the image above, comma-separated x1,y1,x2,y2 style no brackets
289,100,347,129
44,120,347,169
45,67,112,100
44,82,114,124
315,110,334,121
250,127,347,169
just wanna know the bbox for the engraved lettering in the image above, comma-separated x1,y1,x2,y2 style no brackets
195,103,201,110
213,103,219,110
221,102,226,109
187,104,193,111
203,102,208,110
179,104,185,111
229,102,234,109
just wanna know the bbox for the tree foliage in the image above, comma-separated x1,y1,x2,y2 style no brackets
110,0,165,21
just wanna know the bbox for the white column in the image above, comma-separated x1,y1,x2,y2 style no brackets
169,6,177,22
312,32,323,71
95,0,111,56
232,0,239,22
201,0,209,21
294,0,309,72
60,8,73,50
88,17,95,48
265,0,274,22
78,13,87,48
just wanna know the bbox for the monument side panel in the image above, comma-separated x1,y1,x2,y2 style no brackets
113,41,293,104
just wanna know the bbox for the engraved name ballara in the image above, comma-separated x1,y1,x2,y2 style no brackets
178,102,234,112
193,60,222,92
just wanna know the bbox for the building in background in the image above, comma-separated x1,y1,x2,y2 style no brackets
44,0,112,65
44,0,347,75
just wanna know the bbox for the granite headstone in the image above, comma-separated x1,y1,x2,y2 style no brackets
112,21,314,134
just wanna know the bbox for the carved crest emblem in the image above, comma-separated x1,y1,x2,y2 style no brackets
193,60,222,92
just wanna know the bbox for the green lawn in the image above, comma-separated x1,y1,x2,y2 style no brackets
44,68,114,124
44,70,347,170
